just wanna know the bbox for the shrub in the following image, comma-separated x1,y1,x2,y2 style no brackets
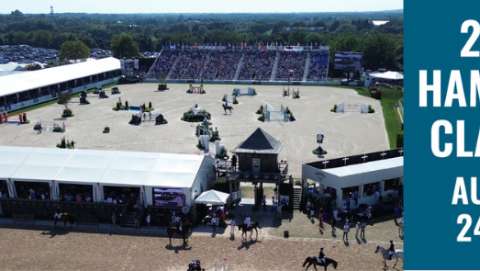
158,83,168,91
256,105,264,114
368,105,375,113
62,108,73,118
182,110,211,122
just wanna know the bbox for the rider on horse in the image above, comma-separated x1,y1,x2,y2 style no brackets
243,216,252,229
388,240,395,260
317,247,326,265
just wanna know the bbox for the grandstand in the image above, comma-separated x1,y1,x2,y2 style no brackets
145,46,329,83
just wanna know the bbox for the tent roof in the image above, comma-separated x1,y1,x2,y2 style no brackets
369,71,404,80
235,128,282,154
0,146,207,188
0,57,121,98
194,190,230,205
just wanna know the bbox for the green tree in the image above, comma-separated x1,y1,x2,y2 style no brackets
362,34,398,70
111,33,140,58
59,40,90,61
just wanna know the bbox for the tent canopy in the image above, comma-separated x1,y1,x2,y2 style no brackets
194,190,230,205
369,71,403,80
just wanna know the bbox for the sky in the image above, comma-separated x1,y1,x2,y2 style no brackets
1,0,403,14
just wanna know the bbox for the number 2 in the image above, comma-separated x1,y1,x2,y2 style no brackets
461,19,480,57
457,214,472,242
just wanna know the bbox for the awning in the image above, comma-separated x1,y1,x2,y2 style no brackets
194,190,230,205
369,71,404,80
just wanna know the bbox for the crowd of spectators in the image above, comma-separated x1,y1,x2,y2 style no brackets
169,50,208,80
147,48,330,82
148,49,180,79
276,51,306,81
238,50,276,80
307,51,329,81
202,50,242,80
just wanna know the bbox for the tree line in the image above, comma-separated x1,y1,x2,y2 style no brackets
2,10,403,70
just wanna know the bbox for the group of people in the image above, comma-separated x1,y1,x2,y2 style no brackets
104,191,139,206
170,50,207,80
202,50,242,80
276,51,306,81
308,51,329,81
238,50,276,80
17,187,50,201
61,192,92,203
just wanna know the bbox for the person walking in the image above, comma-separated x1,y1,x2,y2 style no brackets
229,219,236,240
343,219,350,244
360,220,367,240
355,221,361,240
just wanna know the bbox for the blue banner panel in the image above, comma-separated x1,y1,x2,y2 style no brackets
406,0,480,269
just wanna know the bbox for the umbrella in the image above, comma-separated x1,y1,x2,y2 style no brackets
195,189,230,205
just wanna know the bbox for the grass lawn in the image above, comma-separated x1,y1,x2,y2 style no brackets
355,86,403,148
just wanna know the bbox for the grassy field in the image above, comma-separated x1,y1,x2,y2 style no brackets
355,86,404,148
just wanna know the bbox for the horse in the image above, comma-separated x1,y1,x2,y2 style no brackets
167,222,191,248
222,103,233,114
237,222,260,242
375,245,403,269
302,256,338,271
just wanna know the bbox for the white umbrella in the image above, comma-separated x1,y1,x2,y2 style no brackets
195,189,230,205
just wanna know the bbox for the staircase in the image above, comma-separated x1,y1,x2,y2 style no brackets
302,52,311,82
145,49,163,80
166,55,181,80
292,185,302,210
199,53,211,79
233,54,244,81
270,51,280,81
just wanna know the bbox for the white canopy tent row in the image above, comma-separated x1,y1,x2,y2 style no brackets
194,189,230,205
0,146,215,210
0,57,122,112
302,149,404,208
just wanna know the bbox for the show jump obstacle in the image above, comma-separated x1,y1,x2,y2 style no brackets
262,104,293,122
187,83,206,94
232,87,256,96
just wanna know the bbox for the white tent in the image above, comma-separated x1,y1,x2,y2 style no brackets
194,190,230,205
369,71,404,80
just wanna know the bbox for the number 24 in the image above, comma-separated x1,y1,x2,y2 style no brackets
457,214,480,242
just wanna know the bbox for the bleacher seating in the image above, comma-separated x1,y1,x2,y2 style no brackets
308,51,329,81
146,47,330,82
